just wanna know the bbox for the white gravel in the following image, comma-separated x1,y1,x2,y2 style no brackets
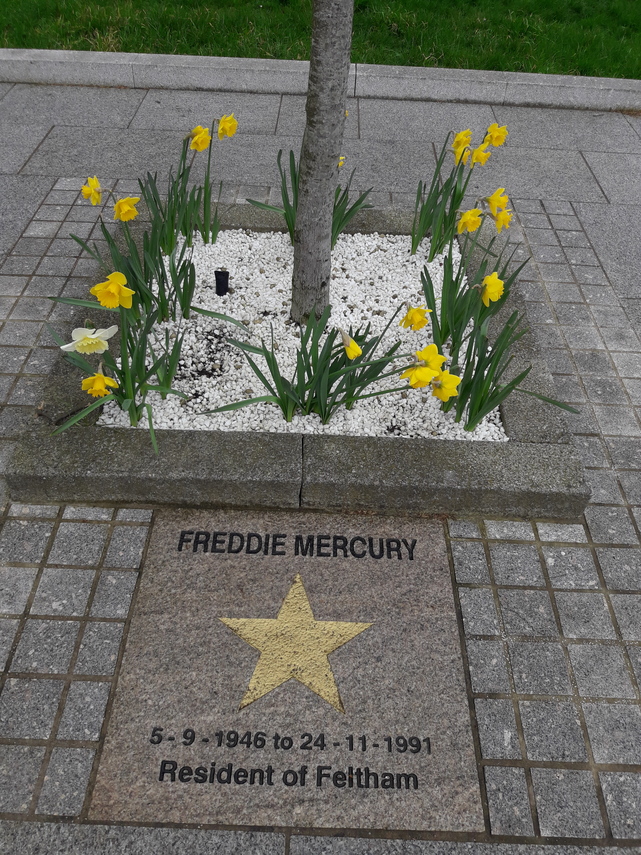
98,229,507,442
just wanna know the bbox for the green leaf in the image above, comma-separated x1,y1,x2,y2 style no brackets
52,394,116,434
515,388,580,414
190,306,249,331
49,296,116,311
200,394,279,414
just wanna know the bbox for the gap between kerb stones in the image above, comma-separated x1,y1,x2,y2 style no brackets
5,204,590,519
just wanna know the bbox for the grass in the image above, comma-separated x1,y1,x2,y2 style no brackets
2,0,641,79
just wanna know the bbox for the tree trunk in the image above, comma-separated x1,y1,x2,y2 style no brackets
291,0,354,323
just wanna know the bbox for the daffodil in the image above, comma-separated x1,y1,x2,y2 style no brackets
340,330,362,360
60,326,118,354
486,187,508,217
457,208,483,234
454,144,471,166
90,271,136,309
218,113,238,140
493,208,513,233
484,123,508,147
189,125,212,152
481,272,504,307
431,369,461,402
81,372,119,398
338,155,346,168
452,129,472,149
400,305,431,331
471,142,491,166
113,197,140,222
400,344,446,389
81,176,102,206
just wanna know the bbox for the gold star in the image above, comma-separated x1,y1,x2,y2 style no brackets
220,574,372,713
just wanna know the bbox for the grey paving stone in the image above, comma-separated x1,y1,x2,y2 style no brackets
520,700,587,761
571,349,614,375
11,618,79,673
499,105,641,153
2,84,145,129
466,639,510,693
0,822,284,854
104,525,148,569
0,519,53,564
582,374,626,406
555,592,616,639
90,571,137,618
0,677,63,737
0,347,28,373
133,89,281,133
7,502,58,519
618,471,641,505
0,122,53,176
475,698,521,759
612,351,641,378
576,202,641,303
593,404,641,437
569,643,636,699
583,702,641,764
62,506,113,521
513,198,544,213
459,588,500,636
0,319,43,346
451,541,490,583
0,618,18,670
525,228,559,246
543,547,600,589
74,622,124,675
572,436,609,468
7,375,47,406
57,680,110,741
607,437,641,469
37,747,95,815
509,640,571,695
532,768,604,838
0,566,37,613
600,771,641,839
30,568,94,617
358,98,494,144
47,522,109,566
597,547,641,589
610,594,641,640
583,151,641,204
0,745,45,812
544,282,584,303
490,543,544,586
585,506,639,545
563,325,604,349
498,589,557,637
0,176,55,256
484,766,534,836
116,508,153,522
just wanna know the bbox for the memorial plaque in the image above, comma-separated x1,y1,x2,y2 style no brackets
90,510,483,831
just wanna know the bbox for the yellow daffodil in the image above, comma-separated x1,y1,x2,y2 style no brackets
189,125,212,152
457,208,483,234
486,187,509,217
338,155,346,168
345,109,349,117
81,372,119,398
431,369,461,402
339,330,362,360
61,326,118,354
218,113,238,140
484,123,508,147
400,344,446,389
493,208,513,233
113,197,140,222
454,144,472,166
452,129,472,149
481,272,505,307
90,271,136,309
400,304,431,331
471,142,491,166
81,176,102,206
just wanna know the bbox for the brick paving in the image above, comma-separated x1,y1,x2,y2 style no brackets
1,75,641,851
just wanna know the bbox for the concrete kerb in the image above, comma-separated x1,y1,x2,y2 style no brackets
6,205,590,519
1,49,641,111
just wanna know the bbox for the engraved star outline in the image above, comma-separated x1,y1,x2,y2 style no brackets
219,574,372,713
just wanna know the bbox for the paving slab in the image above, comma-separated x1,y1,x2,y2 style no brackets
88,509,483,832
0,84,145,129
0,176,55,256
131,90,281,134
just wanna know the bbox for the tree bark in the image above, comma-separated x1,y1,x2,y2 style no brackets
291,0,354,323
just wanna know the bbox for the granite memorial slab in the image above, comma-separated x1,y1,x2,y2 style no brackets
89,510,483,831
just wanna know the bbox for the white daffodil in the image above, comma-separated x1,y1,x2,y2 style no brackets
60,326,118,354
